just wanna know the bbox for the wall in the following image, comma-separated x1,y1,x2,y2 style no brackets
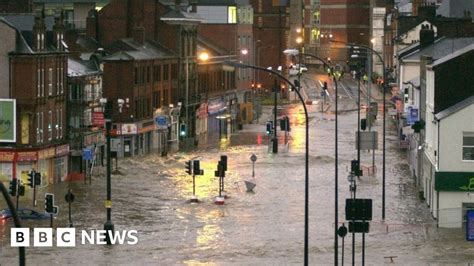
399,62,419,95
439,191,474,228
439,103,474,171
196,6,229,23
0,22,15,98
73,2,95,29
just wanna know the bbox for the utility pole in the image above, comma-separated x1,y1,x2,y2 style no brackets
273,78,278,153
104,101,114,245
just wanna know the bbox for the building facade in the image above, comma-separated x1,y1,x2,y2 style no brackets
0,13,69,185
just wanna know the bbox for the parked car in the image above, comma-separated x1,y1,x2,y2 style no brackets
0,208,50,220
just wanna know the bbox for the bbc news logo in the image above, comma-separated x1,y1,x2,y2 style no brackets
11,228,138,247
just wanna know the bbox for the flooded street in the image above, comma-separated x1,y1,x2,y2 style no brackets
1,100,474,265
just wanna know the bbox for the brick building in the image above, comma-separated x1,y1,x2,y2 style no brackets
319,0,370,63
0,12,69,184
0,0,32,13
250,0,290,91
67,55,104,179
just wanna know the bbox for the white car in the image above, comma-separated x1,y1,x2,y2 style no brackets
296,64,308,72
289,67,299,76
289,64,308,76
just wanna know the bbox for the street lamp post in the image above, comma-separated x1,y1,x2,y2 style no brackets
100,97,124,245
101,97,114,245
224,60,310,265
284,49,340,266
330,39,387,220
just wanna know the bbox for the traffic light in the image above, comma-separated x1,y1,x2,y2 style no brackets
9,179,17,196
266,121,273,135
220,155,227,171
280,116,290,131
361,119,367,131
45,193,54,213
293,79,300,91
27,171,34,188
351,159,362,176
215,161,225,177
18,185,25,196
34,172,42,187
323,81,328,91
193,160,204,175
180,123,187,137
185,160,193,175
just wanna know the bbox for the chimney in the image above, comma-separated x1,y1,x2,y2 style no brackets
419,24,435,49
132,25,145,45
53,11,65,51
32,10,46,51
175,0,181,11
189,0,197,13
86,9,99,41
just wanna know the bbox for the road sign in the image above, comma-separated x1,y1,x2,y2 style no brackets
83,148,93,161
337,224,348,237
345,198,373,221
349,221,370,233
250,154,257,162
355,131,378,150
65,191,75,203
155,115,168,130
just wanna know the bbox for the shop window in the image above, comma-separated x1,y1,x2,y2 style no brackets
48,68,53,96
48,111,52,141
228,6,237,24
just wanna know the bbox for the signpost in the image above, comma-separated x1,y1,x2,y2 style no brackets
154,115,169,130
65,189,75,227
82,148,93,184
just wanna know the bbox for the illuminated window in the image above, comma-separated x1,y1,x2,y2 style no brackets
228,6,237,24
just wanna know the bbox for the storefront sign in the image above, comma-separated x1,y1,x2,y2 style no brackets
0,99,16,143
56,144,70,156
395,100,403,114
406,106,419,125
17,151,38,162
208,100,226,115
435,172,474,191
38,147,55,160
83,131,105,147
92,112,105,127
138,124,156,134
0,151,15,162
120,124,137,135
467,210,474,241
197,103,208,118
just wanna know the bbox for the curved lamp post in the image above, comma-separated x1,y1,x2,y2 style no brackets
0,183,25,265
330,39,387,220
284,49,341,266
224,60,310,265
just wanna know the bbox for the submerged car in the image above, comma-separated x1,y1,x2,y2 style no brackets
0,208,50,220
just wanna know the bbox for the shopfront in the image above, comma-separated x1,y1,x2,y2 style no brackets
196,103,208,137
55,144,69,182
207,99,228,140
0,151,15,182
